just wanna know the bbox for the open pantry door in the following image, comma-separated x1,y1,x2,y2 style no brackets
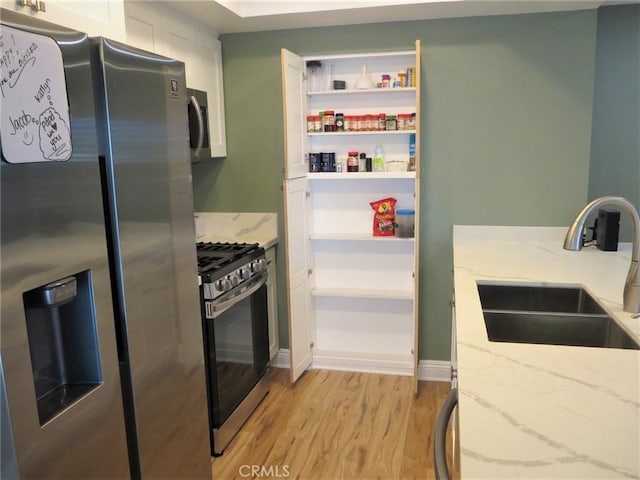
283,177,312,383
281,49,308,179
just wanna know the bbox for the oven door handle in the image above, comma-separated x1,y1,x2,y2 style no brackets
209,272,267,318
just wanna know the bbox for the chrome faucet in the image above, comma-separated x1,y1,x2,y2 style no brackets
564,196,640,313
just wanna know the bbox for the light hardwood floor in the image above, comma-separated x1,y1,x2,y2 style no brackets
211,368,452,480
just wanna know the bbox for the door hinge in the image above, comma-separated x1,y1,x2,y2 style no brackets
309,341,314,348
307,268,313,276
450,298,455,308
17,0,45,11
305,191,311,199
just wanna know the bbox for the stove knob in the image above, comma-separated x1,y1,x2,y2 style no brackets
216,277,232,292
228,273,240,287
258,259,267,271
240,266,252,280
252,260,264,273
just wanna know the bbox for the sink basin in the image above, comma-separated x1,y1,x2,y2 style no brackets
477,284,606,314
483,311,639,350
478,283,640,350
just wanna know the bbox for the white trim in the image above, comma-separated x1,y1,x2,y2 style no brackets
417,360,451,382
272,349,451,383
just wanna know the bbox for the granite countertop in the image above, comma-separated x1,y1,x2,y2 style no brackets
194,212,278,250
453,226,639,479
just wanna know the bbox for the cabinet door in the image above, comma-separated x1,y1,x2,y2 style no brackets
281,49,308,179
192,32,227,157
4,0,125,40
283,177,312,382
124,2,163,53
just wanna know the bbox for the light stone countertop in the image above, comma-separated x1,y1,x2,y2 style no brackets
453,225,639,479
194,212,278,250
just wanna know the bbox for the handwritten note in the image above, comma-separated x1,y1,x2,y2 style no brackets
0,25,72,163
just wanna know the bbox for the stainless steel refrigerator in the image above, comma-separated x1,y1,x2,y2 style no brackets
0,10,211,479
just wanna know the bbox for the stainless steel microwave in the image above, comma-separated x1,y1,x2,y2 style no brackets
187,88,211,162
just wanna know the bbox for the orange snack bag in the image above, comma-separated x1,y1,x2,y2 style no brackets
369,197,397,236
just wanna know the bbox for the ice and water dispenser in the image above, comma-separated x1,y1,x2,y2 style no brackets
22,270,103,424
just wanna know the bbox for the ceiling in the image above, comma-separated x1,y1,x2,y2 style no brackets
158,0,613,34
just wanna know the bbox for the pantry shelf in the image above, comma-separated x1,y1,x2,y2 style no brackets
310,233,415,241
308,130,414,137
308,172,415,180
307,87,416,96
312,287,414,300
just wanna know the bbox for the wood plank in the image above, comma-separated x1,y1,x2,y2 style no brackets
212,368,452,480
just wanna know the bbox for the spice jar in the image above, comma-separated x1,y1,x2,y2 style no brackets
398,72,407,87
385,115,397,131
359,153,367,172
307,115,315,133
335,113,344,132
378,113,386,131
323,110,335,132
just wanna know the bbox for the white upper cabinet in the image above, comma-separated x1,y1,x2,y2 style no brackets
124,1,227,158
2,0,126,41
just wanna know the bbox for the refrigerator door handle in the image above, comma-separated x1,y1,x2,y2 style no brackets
189,95,204,158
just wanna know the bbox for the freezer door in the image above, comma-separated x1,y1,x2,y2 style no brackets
92,38,211,479
0,10,130,479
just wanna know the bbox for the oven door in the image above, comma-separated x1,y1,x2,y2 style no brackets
205,272,269,427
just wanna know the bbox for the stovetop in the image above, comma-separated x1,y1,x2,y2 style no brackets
196,242,265,285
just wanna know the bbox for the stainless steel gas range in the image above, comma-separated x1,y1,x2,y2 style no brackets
196,242,270,456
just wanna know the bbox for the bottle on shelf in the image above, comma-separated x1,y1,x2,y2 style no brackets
374,143,385,172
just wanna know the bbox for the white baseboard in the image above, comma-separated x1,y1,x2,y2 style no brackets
272,349,451,383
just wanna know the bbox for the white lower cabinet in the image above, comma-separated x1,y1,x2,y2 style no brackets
2,0,125,40
281,43,422,389
123,1,226,158
265,246,279,360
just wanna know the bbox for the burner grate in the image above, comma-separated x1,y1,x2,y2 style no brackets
196,242,260,274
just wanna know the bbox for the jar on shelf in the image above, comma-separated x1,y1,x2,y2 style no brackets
381,74,391,88
378,113,386,131
307,115,315,133
323,110,336,132
397,114,406,131
395,209,415,238
314,115,322,132
385,115,397,131
347,151,359,172
359,153,367,172
398,72,407,87
335,113,344,132
357,115,366,131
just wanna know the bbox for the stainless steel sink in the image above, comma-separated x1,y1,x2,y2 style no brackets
477,284,640,350
477,284,606,314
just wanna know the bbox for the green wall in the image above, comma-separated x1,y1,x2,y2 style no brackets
194,9,599,361
588,4,640,242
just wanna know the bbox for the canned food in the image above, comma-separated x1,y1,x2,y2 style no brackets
321,152,336,172
309,152,321,172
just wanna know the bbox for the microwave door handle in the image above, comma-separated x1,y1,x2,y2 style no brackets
211,273,267,317
189,95,204,157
